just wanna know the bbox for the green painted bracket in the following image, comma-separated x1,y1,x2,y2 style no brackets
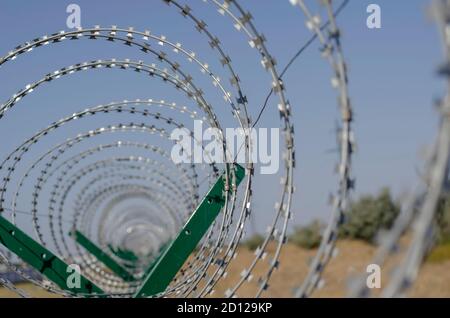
108,244,138,263
72,230,135,282
0,215,103,296
134,164,245,297
141,241,171,277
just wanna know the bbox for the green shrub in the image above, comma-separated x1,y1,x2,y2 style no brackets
427,241,450,263
290,220,324,249
436,195,450,244
339,188,400,243
242,234,265,251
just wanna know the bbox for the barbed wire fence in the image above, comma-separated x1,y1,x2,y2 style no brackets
0,0,447,298
348,0,450,298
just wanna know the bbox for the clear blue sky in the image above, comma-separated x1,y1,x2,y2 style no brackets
0,0,443,234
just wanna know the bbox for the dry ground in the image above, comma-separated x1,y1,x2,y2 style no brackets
1,240,449,298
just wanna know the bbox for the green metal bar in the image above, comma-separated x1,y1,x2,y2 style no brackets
141,241,171,277
108,245,138,269
0,215,103,296
72,230,135,282
108,244,138,263
134,164,245,297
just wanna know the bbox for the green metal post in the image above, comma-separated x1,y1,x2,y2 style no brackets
134,164,245,297
0,215,103,296
72,230,135,282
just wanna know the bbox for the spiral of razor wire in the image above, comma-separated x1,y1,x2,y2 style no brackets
0,0,295,297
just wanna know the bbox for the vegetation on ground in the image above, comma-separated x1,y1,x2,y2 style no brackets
436,194,450,244
338,188,400,243
244,189,450,263
241,233,265,251
427,241,450,263
289,220,324,249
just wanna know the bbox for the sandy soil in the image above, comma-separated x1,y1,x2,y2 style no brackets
213,240,450,297
1,240,449,298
